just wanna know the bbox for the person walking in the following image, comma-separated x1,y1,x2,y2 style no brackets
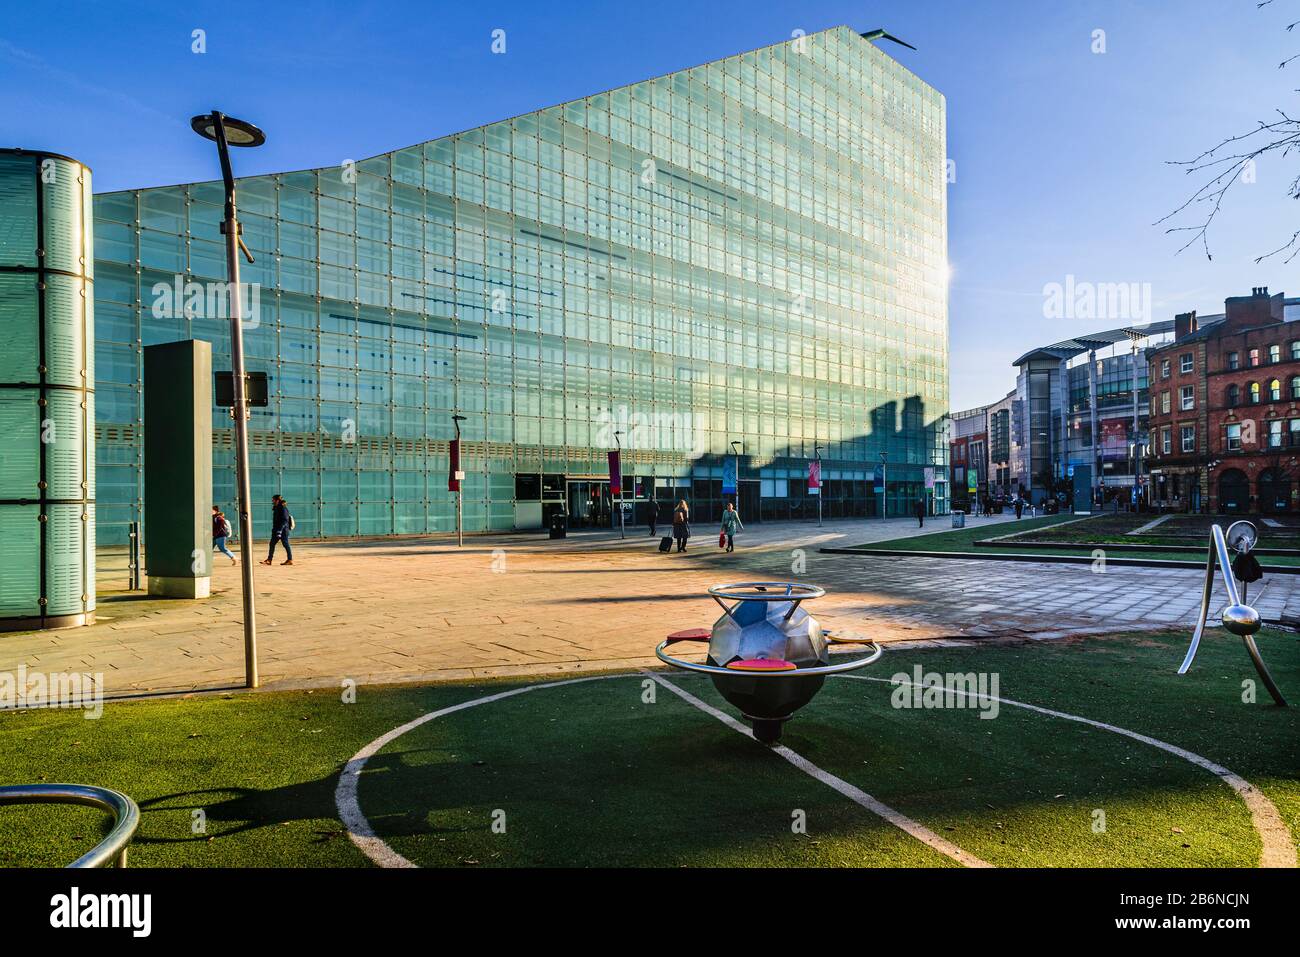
720,501,743,553
1014,496,1024,520
914,497,925,528
648,499,660,537
212,505,236,565
671,499,691,553
260,494,294,566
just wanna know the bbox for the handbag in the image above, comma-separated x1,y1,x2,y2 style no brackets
719,530,727,548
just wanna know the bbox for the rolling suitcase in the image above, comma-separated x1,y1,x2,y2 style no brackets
658,536,673,553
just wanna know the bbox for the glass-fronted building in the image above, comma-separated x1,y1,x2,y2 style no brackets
89,25,948,543
1010,321,1175,506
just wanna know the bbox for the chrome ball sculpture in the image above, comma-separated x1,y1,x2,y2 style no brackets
656,582,882,743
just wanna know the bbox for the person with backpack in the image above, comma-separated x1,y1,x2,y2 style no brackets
260,494,294,566
671,500,691,553
720,501,743,553
212,505,236,565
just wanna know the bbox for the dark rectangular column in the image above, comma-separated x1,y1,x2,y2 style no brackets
143,340,213,598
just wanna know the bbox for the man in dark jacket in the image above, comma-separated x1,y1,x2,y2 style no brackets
260,494,294,566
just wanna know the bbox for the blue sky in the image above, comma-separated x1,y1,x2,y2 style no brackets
1,0,1294,410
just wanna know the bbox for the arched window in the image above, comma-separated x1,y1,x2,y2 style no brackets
1269,344,1281,364
1227,384,1240,407
1249,382,1261,404
1270,379,1282,402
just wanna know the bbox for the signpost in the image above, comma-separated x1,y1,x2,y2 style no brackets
451,415,466,546
609,442,624,539
809,451,822,526
877,453,888,521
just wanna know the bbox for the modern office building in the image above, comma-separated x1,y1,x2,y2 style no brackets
1009,321,1175,507
82,25,947,543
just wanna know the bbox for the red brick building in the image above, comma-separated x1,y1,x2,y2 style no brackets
1147,288,1299,512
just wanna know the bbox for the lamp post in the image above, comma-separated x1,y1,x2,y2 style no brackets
613,430,625,539
452,414,466,546
879,451,888,521
814,444,824,527
730,440,741,518
191,111,265,689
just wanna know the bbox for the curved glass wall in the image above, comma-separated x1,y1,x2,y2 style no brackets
0,149,95,629
92,25,948,541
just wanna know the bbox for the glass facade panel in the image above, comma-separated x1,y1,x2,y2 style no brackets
90,27,947,540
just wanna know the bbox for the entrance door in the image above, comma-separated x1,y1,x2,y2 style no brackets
738,480,761,523
566,481,611,527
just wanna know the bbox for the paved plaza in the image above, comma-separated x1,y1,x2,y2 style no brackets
6,514,1298,698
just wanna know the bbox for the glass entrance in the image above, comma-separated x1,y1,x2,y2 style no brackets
566,480,612,527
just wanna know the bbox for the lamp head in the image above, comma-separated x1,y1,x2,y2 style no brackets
190,113,266,148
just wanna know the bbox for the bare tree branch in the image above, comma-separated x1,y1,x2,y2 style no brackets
1160,3,1299,261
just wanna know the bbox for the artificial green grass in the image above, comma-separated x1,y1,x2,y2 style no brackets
844,513,1300,566
1,629,1296,867
848,513,1081,552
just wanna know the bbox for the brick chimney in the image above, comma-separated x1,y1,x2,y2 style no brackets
1174,310,1198,340
1224,287,1284,330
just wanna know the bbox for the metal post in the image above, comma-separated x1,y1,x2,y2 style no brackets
211,114,259,690
880,453,888,521
452,414,466,547
815,446,823,527
127,521,140,591
614,431,625,539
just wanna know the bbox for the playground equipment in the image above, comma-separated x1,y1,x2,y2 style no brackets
0,784,140,867
655,582,883,743
1178,521,1287,706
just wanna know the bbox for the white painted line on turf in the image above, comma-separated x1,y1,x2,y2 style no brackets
645,671,992,868
844,675,1297,869
335,673,626,868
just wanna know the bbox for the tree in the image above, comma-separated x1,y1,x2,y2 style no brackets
1157,1,1299,263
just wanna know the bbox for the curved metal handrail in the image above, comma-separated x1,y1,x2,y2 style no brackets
707,582,827,601
1178,523,1286,706
656,637,883,677
0,784,140,868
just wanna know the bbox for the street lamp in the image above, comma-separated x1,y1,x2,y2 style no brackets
452,414,466,547
730,441,741,518
814,444,824,527
613,430,626,539
879,451,888,521
191,110,265,689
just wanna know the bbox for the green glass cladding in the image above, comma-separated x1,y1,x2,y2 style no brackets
0,151,95,628
91,26,948,541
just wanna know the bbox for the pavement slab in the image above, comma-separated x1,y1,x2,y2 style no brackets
0,513,1282,698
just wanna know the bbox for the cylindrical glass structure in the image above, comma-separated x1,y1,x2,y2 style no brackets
0,149,95,630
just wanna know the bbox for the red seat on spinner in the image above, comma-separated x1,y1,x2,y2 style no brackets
725,658,797,672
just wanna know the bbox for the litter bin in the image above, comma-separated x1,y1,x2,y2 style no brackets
549,511,567,539
951,510,965,529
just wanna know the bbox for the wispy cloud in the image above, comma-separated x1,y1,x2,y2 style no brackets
0,36,182,130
